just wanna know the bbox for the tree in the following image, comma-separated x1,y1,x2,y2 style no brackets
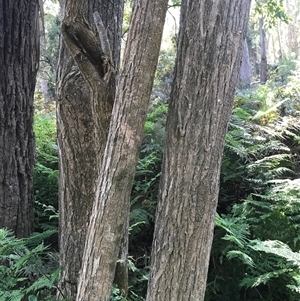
0,0,39,237
56,0,124,298
76,0,168,299
254,0,291,83
286,0,300,58
239,39,252,88
259,15,268,83
146,0,251,300
38,6,60,103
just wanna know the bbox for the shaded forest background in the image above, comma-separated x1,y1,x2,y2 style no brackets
2,0,300,300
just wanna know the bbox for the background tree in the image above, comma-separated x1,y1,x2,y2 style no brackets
56,0,124,298
239,39,252,88
259,15,268,83
37,3,60,104
76,0,168,299
146,0,251,300
0,0,39,237
251,0,291,82
285,0,300,57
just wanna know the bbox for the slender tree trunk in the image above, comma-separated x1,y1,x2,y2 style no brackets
286,0,300,58
76,0,168,299
239,39,252,88
0,0,39,238
276,23,283,59
56,0,124,298
259,15,268,84
146,0,251,300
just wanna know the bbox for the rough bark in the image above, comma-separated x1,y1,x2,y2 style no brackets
146,1,251,300
76,0,168,300
0,0,39,237
113,216,129,297
56,0,124,298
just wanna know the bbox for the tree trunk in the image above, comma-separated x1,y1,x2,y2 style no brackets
146,0,251,300
113,216,129,297
56,0,124,298
76,0,168,300
239,39,252,88
286,0,300,58
259,15,268,84
0,0,39,238
276,23,283,59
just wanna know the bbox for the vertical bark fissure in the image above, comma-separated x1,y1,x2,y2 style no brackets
0,0,39,238
76,0,168,300
146,0,251,300
56,0,124,298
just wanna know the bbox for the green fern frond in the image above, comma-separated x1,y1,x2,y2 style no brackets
286,284,300,293
250,240,300,267
25,230,57,248
12,243,46,272
287,274,300,293
0,290,24,301
243,195,271,209
240,268,293,288
0,228,59,300
250,153,291,165
25,268,59,294
226,250,254,267
215,214,249,248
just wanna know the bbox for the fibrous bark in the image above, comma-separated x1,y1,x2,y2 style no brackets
56,0,124,298
146,0,251,300
0,0,39,238
76,0,168,300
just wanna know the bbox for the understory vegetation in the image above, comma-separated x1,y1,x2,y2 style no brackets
1,59,300,301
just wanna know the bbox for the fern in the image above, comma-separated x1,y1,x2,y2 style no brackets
250,240,300,267
226,250,254,267
0,229,59,301
207,75,300,301
0,290,24,301
208,177,300,300
33,114,59,233
215,214,249,248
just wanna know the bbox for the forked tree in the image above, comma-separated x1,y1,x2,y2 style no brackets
146,0,251,300
76,0,168,299
56,0,124,298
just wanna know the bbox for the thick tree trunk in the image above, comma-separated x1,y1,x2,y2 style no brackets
76,0,168,300
146,1,251,300
0,0,39,238
56,0,124,298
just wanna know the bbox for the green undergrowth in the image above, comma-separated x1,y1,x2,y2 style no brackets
30,61,300,300
34,113,58,236
0,229,60,301
206,65,300,301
